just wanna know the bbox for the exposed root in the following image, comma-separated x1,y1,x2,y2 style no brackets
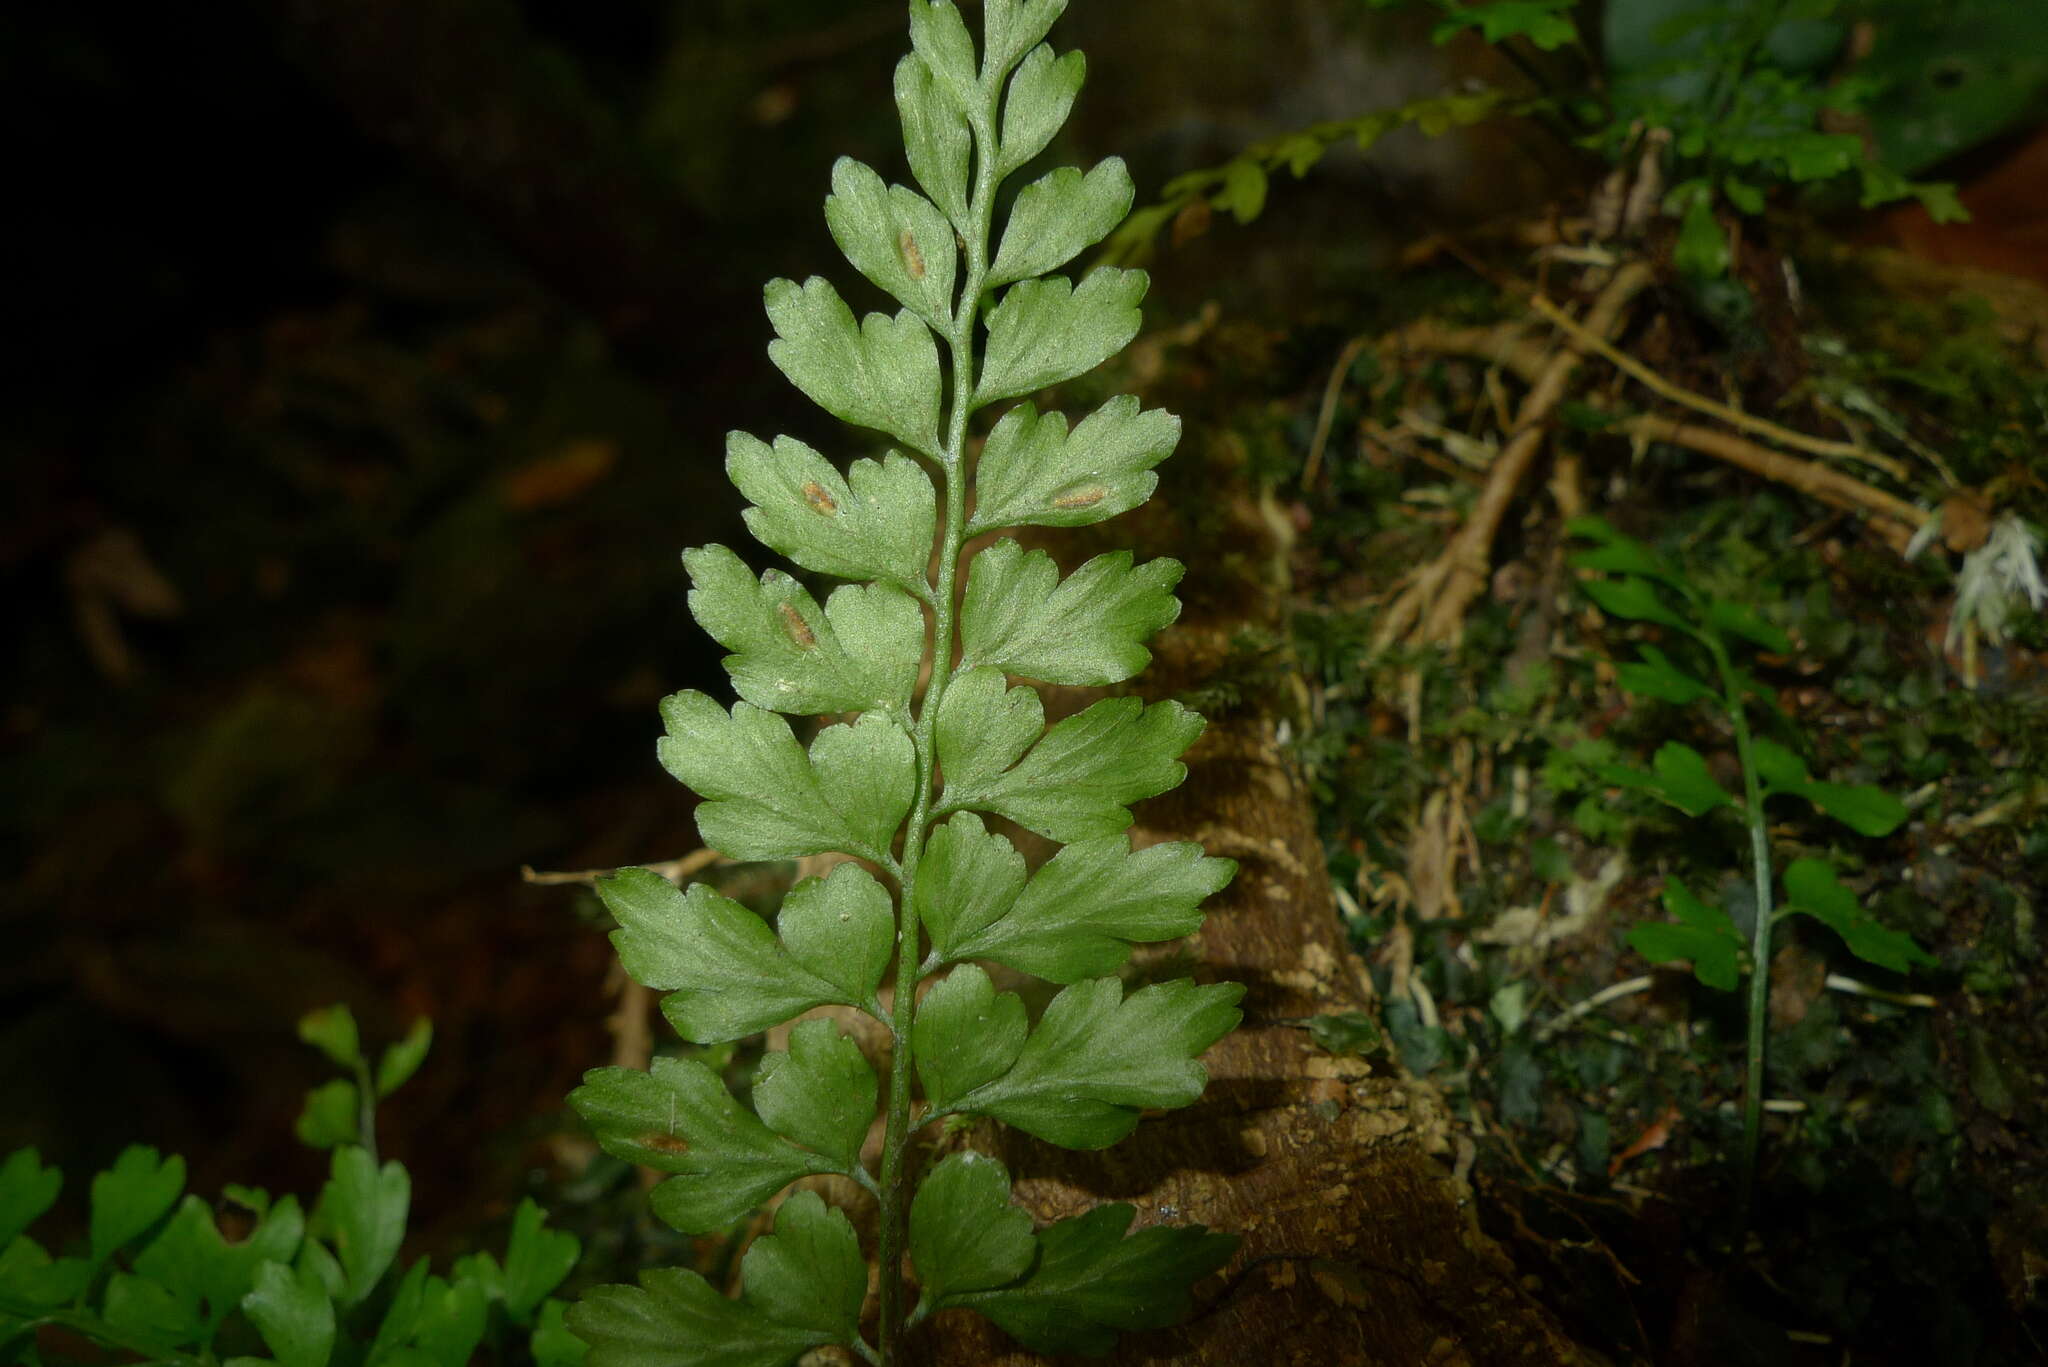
1304,321,1550,491
1611,415,1923,549
1306,250,1945,654
1377,262,1655,653
1525,290,1921,485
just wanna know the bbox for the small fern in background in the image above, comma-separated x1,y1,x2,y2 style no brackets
1569,516,1929,1229
1109,0,1970,274
0,1005,582,1367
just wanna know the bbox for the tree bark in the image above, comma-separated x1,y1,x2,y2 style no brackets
914,326,1591,1365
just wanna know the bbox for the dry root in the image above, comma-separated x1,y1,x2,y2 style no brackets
1304,252,1937,656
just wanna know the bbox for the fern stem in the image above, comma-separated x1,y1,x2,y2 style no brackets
874,82,1003,1363
1711,633,1774,1238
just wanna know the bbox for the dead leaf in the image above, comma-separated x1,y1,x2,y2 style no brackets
64,526,183,681
502,438,618,511
1940,488,1994,553
1608,1104,1681,1177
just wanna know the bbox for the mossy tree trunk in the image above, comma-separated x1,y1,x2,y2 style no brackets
915,328,1590,1366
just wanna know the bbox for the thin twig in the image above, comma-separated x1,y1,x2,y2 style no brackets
1302,335,1370,491
520,847,726,887
1824,974,1937,1009
1390,261,1656,649
1613,415,1924,548
1537,974,1656,1041
1304,322,1548,491
1333,315,1928,547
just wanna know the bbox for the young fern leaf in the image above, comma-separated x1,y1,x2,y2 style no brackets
567,4,1239,1364
1571,515,1929,1232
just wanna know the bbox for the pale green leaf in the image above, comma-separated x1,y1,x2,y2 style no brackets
976,268,1146,404
751,1021,879,1172
908,0,979,116
915,812,1027,956
500,1200,580,1323
599,868,847,1044
999,44,1087,175
0,1150,61,1250
913,965,1028,1112
779,863,897,1005
981,0,1068,83
732,1192,865,1341
939,689,1205,842
895,54,972,227
909,1153,1035,1304
944,1204,1238,1354
931,667,1045,798
958,539,1182,685
967,396,1180,533
315,1147,407,1305
728,434,935,592
944,977,1244,1148
1782,858,1932,973
920,813,1235,981
568,1059,837,1234
567,1268,832,1367
824,157,958,330
90,1147,186,1266
296,1005,361,1072
989,160,1135,287
374,1019,433,1099
685,545,922,717
242,1260,335,1367
764,277,942,456
658,693,915,863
